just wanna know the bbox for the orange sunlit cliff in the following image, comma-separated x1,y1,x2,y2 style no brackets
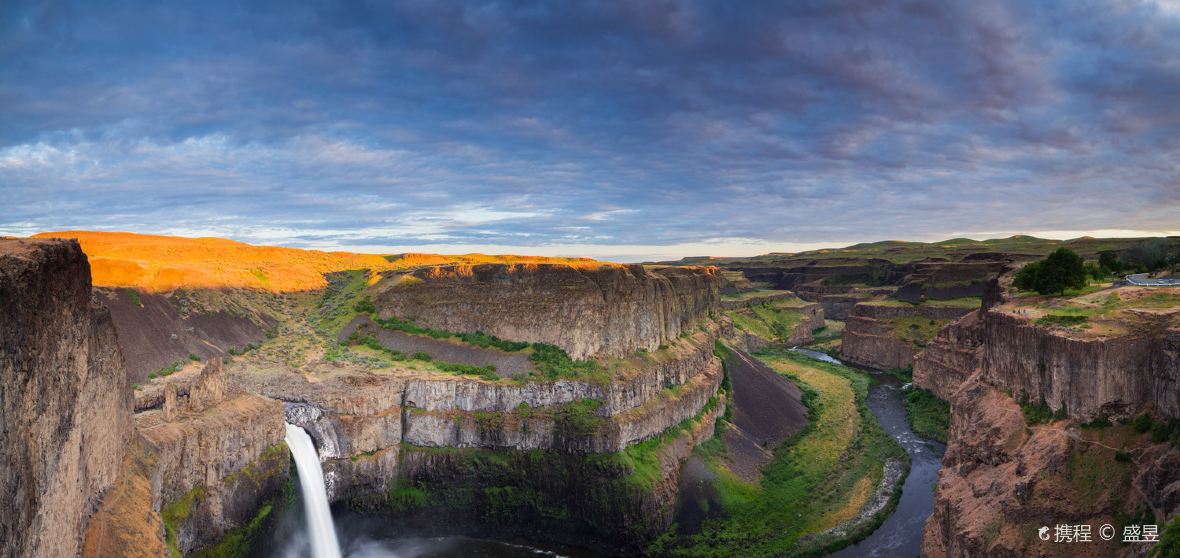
32,231,613,292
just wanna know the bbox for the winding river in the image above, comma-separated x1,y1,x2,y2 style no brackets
270,348,943,558
794,348,946,558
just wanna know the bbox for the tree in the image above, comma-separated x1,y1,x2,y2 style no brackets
1014,248,1086,295
1098,251,1122,274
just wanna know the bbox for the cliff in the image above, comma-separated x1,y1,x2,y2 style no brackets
921,377,1177,557
0,239,134,558
916,306,1180,422
372,263,721,359
915,286,1180,556
722,300,825,352
136,359,288,555
841,302,975,370
244,320,725,502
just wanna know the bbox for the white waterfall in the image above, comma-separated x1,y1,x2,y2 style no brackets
285,423,343,558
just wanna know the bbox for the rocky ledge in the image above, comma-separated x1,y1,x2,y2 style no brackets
372,263,721,360
841,302,976,371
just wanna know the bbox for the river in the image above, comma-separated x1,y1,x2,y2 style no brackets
270,349,942,558
793,348,946,558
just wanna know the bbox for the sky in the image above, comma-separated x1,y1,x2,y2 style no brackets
1,0,1178,262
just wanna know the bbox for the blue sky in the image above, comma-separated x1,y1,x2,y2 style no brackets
2,0,1178,261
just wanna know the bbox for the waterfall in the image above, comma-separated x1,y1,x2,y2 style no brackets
285,423,343,558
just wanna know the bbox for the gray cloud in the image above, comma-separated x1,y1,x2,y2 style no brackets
1,0,1178,258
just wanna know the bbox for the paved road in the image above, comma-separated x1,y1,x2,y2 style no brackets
1125,273,1180,287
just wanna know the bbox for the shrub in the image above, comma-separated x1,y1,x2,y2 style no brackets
353,296,376,314
1036,314,1087,327
1134,413,1154,433
188,353,200,361
436,361,498,381
1020,395,1057,425
1081,416,1112,429
412,352,432,361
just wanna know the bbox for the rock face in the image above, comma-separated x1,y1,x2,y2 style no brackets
921,376,1179,558
136,359,287,555
916,305,1180,422
0,239,134,558
915,289,1180,557
373,263,721,359
978,311,1179,421
841,303,975,370
391,395,725,555
911,311,983,401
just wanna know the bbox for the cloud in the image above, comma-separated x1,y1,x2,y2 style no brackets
1,0,1178,258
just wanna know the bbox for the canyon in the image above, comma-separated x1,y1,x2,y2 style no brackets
0,233,736,557
3,231,1178,558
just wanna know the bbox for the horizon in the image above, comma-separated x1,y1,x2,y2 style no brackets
3,1,1180,260
15,227,1179,264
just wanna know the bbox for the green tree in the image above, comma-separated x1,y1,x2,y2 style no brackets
1098,251,1122,273
1014,248,1086,295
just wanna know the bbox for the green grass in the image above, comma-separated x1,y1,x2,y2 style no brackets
1018,394,1067,425
726,302,807,342
162,486,207,558
888,316,950,349
311,269,369,335
190,501,272,558
148,359,185,380
373,315,603,382
903,388,949,443
1151,515,1180,557
655,350,906,557
866,296,981,309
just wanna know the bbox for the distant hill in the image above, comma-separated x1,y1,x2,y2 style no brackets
32,231,609,292
659,235,1178,266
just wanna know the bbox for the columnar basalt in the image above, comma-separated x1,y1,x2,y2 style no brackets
243,320,726,503
841,302,976,370
915,284,1180,557
135,359,288,555
372,263,721,359
0,239,134,558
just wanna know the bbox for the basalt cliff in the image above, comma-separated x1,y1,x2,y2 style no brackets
915,284,1180,557
0,239,288,558
0,239,133,558
372,263,721,359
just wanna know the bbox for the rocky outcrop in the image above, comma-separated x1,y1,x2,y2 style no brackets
372,263,721,359
978,311,1179,421
916,285,1180,557
794,285,895,320
719,291,804,310
841,303,976,370
242,320,725,503
916,306,1180,422
912,311,984,402
390,395,725,555
732,259,909,291
0,239,134,558
921,377,1177,557
136,359,288,555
